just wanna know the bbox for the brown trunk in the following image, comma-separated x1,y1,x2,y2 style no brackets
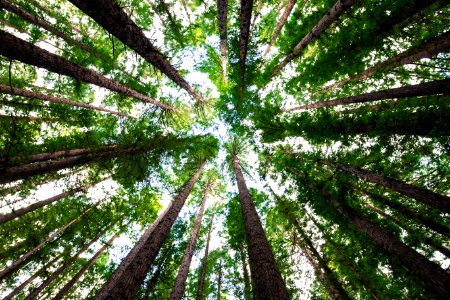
67,0,206,104
52,232,119,300
196,214,215,300
239,0,254,81
284,78,450,111
0,178,105,224
0,85,130,117
232,155,289,300
181,0,192,23
0,200,100,281
94,161,206,300
262,0,301,58
251,0,262,27
217,0,228,83
323,160,450,214
170,182,211,300
239,245,252,300
316,31,450,94
0,30,176,111
272,0,357,77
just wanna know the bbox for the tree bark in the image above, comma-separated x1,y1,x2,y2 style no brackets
271,0,357,77
239,0,254,81
239,245,252,300
0,178,105,224
67,0,206,104
284,78,450,111
196,214,214,300
170,181,211,300
232,154,289,300
316,31,450,94
0,30,176,112
323,160,450,214
0,84,131,117
52,232,119,300
94,161,206,300
262,0,300,58
217,0,228,83
251,0,262,27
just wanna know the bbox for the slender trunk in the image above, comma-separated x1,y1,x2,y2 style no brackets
271,0,357,77
195,214,214,300
239,245,252,300
217,0,228,83
94,161,206,300
232,155,289,299
284,78,450,111
0,84,130,117
262,0,300,58
0,30,176,111
2,255,61,300
316,31,450,94
251,0,262,27
0,201,100,281
25,227,113,299
67,0,206,104
181,0,192,23
239,0,254,81
217,260,222,300
52,232,119,300
170,182,211,300
323,160,450,214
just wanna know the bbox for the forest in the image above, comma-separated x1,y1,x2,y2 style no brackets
0,0,449,299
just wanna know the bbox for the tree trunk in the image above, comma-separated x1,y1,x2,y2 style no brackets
181,0,192,23
170,181,211,300
323,160,450,214
232,155,289,300
94,161,206,300
142,253,167,300
239,245,252,300
262,0,300,58
0,84,131,117
251,0,262,28
0,30,176,112
67,0,206,104
196,214,214,300
0,200,100,281
284,78,450,111
316,31,450,94
271,0,357,77
52,232,119,300
239,0,254,80
217,260,222,300
217,0,228,83
0,178,105,224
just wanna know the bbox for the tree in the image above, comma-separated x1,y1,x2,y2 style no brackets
196,214,214,300
217,0,228,83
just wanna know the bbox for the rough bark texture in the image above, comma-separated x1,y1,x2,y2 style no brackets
0,202,98,281
232,155,289,300
272,0,357,77
284,78,450,111
94,161,206,300
262,0,300,58
53,232,119,300
239,0,254,80
0,84,130,117
324,161,450,214
0,30,175,111
317,31,450,94
196,214,214,300
170,182,210,300
217,0,228,83
0,179,103,224
67,0,206,104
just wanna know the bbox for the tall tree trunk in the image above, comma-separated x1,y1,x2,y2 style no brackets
251,0,262,28
262,0,301,58
0,200,100,281
181,0,192,23
52,232,119,300
271,0,357,77
0,30,176,112
316,31,450,94
67,0,206,104
239,0,254,82
0,85,130,117
232,154,289,300
25,227,114,299
284,78,450,111
196,214,214,300
217,260,222,300
170,181,211,300
94,161,206,300
0,178,105,224
323,160,450,214
239,245,252,300
217,0,228,83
